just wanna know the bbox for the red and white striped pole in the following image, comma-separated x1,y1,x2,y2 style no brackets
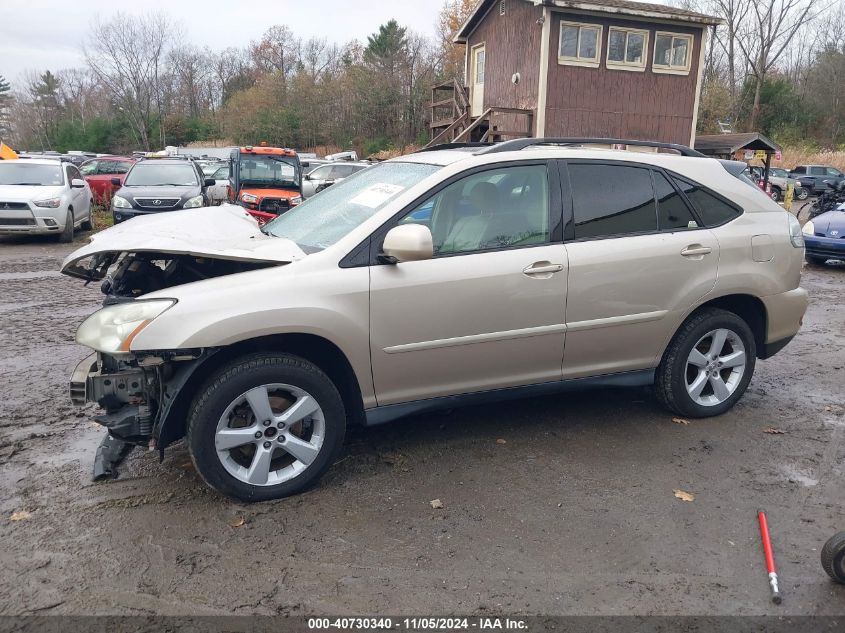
757,510,782,604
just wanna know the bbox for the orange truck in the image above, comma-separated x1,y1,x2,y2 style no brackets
227,146,303,223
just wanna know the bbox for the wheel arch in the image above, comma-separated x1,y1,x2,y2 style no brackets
680,293,768,358
156,333,366,449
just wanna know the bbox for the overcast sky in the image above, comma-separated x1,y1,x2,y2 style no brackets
0,0,442,88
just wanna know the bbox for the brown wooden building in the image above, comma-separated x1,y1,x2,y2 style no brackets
430,0,721,147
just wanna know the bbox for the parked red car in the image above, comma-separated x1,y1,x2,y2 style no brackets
80,156,136,204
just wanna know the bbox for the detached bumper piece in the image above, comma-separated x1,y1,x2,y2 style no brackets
92,432,135,481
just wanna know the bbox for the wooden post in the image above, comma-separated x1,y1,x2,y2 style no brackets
763,151,772,189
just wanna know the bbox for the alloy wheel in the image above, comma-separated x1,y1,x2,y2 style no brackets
685,328,747,407
215,383,325,486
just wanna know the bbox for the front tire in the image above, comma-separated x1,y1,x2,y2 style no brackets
796,187,809,201
187,353,346,502
80,201,93,231
770,187,782,202
655,308,756,418
806,254,828,266
58,210,74,243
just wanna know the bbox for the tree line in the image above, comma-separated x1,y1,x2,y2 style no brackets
0,0,476,156
3,0,845,154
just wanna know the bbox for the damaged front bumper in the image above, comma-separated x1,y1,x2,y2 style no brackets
70,352,153,443
70,349,214,451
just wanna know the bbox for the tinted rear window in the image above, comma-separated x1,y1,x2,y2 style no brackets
671,176,741,226
653,172,697,230
570,164,657,239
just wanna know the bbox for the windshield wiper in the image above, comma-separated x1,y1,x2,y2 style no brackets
7,182,45,186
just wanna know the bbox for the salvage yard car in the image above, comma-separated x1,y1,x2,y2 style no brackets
0,158,92,242
111,155,214,223
80,156,136,204
802,204,845,265
64,138,808,502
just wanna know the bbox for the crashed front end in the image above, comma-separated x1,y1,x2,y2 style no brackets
70,342,212,479
62,206,305,478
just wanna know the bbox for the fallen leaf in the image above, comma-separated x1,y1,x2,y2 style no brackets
430,499,444,509
10,511,31,521
228,516,246,527
763,428,787,434
672,417,690,425
496,438,507,444
673,489,695,502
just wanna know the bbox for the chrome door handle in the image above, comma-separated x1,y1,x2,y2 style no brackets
523,263,564,275
680,245,712,257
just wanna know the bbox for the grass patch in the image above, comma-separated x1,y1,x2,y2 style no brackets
91,203,113,231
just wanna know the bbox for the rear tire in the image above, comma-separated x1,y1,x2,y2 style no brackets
655,308,756,418
58,210,74,243
821,531,845,583
806,254,828,266
187,353,346,502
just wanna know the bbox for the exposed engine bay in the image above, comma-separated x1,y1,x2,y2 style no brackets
65,251,277,302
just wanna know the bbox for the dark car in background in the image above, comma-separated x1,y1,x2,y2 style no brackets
111,156,214,223
789,164,845,195
802,205,845,265
80,156,137,204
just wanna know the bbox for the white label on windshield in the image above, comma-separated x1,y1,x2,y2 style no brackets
349,183,405,208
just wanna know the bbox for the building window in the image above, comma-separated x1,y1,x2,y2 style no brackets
475,48,485,84
558,21,602,68
606,26,649,71
653,32,693,74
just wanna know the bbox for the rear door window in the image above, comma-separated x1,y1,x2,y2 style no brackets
653,172,698,230
569,163,657,239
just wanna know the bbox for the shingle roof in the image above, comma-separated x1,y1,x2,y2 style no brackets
456,0,722,42
694,133,781,155
562,0,722,23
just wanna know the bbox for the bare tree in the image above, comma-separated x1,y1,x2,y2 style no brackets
734,0,819,128
707,0,751,120
84,12,177,149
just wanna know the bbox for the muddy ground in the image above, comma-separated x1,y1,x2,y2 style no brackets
0,231,843,618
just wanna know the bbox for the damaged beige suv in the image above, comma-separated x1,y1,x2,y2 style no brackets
65,138,808,501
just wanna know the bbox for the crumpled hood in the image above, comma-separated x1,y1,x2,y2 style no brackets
0,184,64,202
61,203,307,280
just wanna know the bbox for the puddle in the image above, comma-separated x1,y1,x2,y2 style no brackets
779,464,819,487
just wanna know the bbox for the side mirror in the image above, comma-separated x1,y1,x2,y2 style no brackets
304,173,311,180
110,177,121,186
204,178,216,187
381,224,433,263
71,178,86,188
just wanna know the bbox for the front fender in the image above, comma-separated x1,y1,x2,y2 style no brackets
131,263,375,407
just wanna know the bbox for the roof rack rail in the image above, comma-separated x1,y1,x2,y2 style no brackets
415,142,493,153
477,138,707,158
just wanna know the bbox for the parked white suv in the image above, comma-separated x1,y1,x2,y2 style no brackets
64,139,808,501
0,158,93,242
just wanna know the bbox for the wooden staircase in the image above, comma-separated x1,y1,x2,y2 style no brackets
427,79,535,147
